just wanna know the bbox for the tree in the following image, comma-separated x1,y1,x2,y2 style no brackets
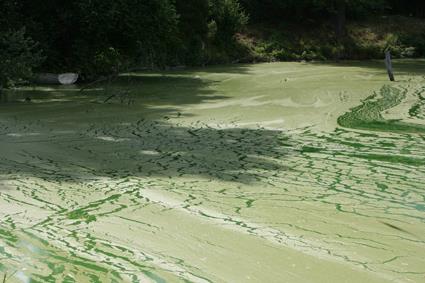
175,0,210,65
209,0,248,47
240,0,386,37
0,29,43,101
334,0,347,41
387,0,425,18
16,0,180,78
325,0,386,41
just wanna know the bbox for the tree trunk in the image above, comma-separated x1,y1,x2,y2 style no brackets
0,85,7,103
335,0,346,42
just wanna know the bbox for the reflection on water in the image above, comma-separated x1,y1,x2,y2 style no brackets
0,62,424,282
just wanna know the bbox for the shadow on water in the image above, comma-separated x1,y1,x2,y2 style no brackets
2,61,424,183
0,67,292,184
3,74,226,107
0,120,293,184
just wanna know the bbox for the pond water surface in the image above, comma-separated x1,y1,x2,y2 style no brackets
0,61,424,282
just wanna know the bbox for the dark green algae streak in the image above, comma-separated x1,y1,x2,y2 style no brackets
337,85,425,166
336,84,425,166
338,84,425,134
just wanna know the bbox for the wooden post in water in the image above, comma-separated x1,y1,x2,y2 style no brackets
385,51,395,81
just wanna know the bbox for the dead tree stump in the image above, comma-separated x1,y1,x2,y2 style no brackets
385,51,395,82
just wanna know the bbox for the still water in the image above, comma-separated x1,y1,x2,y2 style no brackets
0,61,424,282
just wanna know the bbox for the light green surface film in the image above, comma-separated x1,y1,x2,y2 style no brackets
0,61,424,282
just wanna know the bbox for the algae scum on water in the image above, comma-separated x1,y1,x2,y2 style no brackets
0,61,425,282
338,84,425,134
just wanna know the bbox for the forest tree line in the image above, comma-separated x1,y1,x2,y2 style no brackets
1,0,425,86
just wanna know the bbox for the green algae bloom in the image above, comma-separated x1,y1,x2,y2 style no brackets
0,60,425,282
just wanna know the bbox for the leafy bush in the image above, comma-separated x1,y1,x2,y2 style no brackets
400,34,425,57
3,0,425,80
175,0,210,65
401,47,417,58
205,0,248,63
18,0,180,79
209,0,248,47
0,29,43,88
78,47,129,81
75,0,179,75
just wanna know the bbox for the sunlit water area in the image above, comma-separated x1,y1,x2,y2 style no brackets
0,61,424,282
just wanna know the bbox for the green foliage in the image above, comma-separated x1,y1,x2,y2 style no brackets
76,0,179,67
0,29,43,88
175,0,210,65
1,0,425,81
241,0,389,23
236,12,425,62
11,0,241,74
0,1,23,29
400,34,425,57
16,0,179,78
209,0,248,46
79,47,129,81
202,0,248,64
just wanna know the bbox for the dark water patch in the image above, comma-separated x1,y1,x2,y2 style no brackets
0,120,295,184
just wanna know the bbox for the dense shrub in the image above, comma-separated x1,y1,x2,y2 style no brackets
15,0,179,78
175,0,210,65
201,0,249,64
1,0,425,82
0,29,43,88
209,0,248,47
400,34,425,57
